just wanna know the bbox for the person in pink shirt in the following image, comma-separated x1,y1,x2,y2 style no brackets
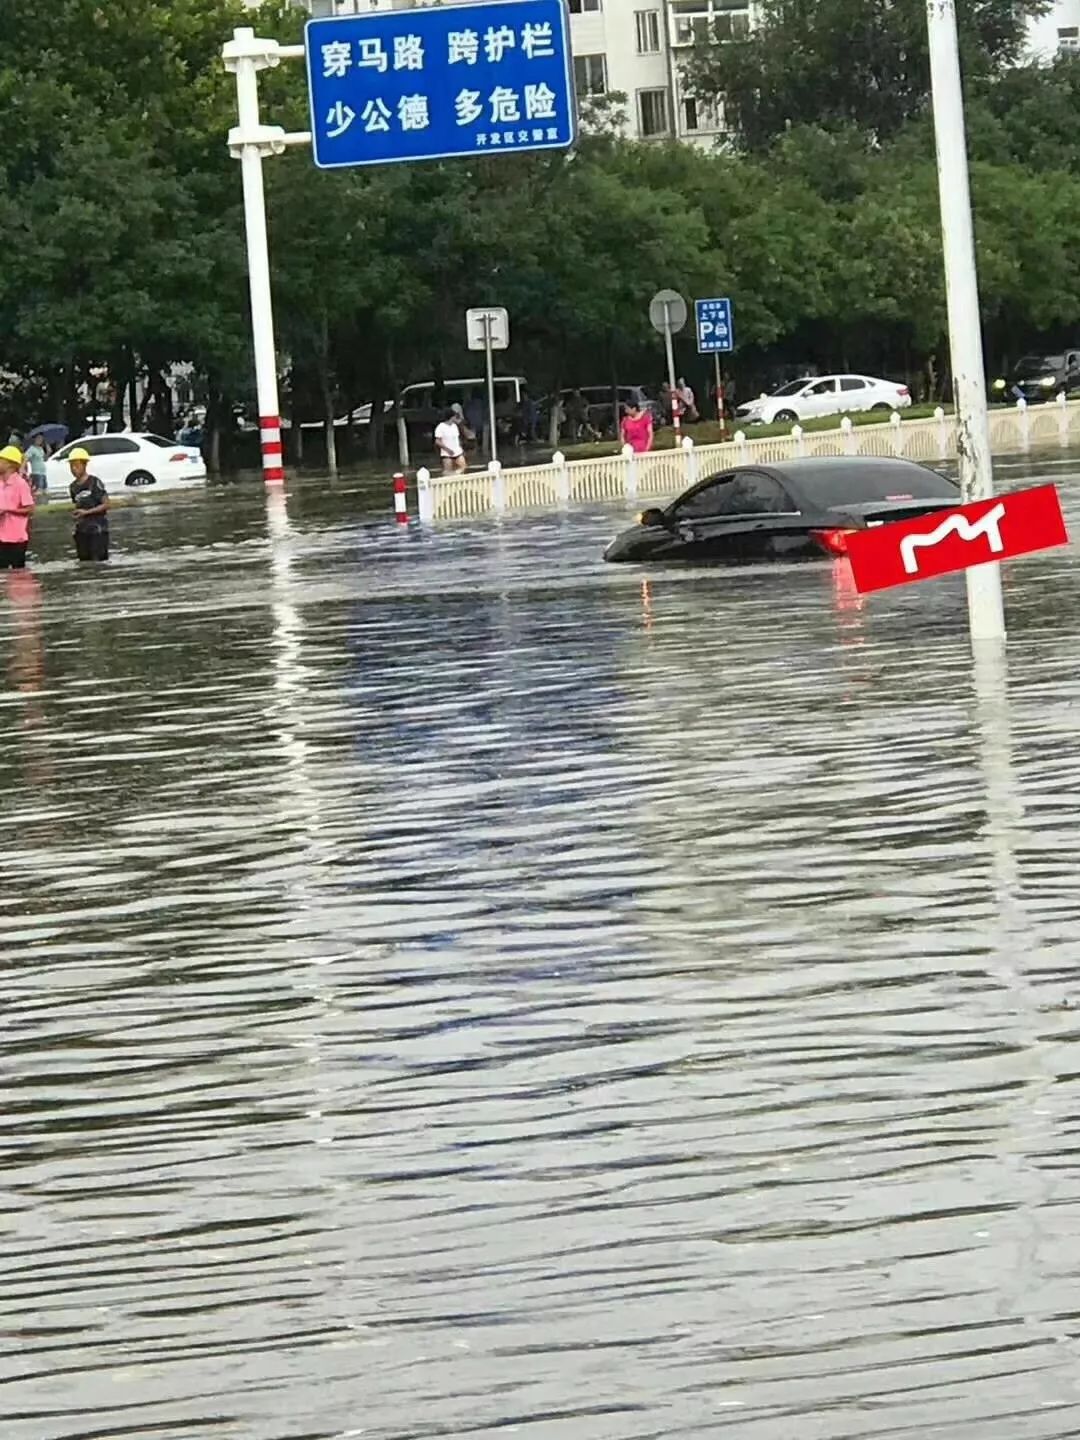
620,401,654,455
0,446,35,570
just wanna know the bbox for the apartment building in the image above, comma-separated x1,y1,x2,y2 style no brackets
1026,0,1080,56
564,0,754,145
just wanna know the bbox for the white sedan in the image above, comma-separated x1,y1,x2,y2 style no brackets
737,374,912,426
46,433,207,496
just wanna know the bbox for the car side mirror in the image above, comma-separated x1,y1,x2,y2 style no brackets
637,508,668,529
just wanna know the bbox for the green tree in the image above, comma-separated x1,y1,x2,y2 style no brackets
684,0,1051,151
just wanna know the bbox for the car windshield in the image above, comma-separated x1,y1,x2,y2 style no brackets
1015,355,1062,377
780,460,958,507
771,379,811,397
141,435,175,447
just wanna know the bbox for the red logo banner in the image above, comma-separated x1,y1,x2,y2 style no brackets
845,484,1069,594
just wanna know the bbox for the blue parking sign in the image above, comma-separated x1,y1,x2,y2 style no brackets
305,0,576,169
695,297,734,354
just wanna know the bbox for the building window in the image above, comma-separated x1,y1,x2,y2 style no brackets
635,9,661,52
680,93,718,133
638,88,670,137
574,54,608,97
670,0,751,47
1060,25,1079,49
568,0,602,12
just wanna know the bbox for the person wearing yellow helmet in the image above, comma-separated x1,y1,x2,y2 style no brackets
0,444,36,569
68,447,109,562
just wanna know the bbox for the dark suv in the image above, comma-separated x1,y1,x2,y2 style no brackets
993,350,1080,403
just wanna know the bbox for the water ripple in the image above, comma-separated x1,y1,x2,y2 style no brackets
1,455,1080,1438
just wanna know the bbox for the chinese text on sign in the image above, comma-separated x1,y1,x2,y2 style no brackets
695,298,734,354
306,0,576,168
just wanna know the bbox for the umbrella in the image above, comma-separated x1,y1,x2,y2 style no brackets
29,423,69,446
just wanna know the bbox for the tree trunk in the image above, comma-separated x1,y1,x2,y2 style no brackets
134,367,155,429
548,374,562,448
316,312,338,478
318,363,337,477
205,371,223,473
127,349,139,430
366,388,386,457
290,368,304,465
65,361,81,435
109,351,128,431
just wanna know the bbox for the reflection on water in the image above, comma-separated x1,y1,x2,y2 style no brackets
3,454,1080,1439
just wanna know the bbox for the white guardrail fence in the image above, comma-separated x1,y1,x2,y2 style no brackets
415,396,1080,524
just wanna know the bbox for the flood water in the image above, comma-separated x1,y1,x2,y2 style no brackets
4,453,1080,1439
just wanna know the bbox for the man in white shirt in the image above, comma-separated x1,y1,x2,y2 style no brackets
434,409,466,474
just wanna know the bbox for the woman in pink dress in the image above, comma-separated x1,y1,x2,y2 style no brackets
620,401,653,454
0,446,35,570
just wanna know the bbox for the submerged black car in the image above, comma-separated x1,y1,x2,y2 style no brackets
603,457,961,564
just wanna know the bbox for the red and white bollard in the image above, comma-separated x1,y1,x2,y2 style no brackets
393,472,408,526
260,414,284,485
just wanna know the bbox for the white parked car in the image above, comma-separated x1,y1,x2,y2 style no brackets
737,374,912,426
46,433,207,496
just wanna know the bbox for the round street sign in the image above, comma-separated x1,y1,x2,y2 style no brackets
649,288,688,335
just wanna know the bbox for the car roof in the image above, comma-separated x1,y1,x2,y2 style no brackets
404,376,525,388
754,457,953,489
755,457,940,478
675,456,956,513
58,432,138,445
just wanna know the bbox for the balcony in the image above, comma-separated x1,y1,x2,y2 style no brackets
667,0,751,48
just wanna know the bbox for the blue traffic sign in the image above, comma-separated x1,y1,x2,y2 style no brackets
305,0,576,170
695,297,734,354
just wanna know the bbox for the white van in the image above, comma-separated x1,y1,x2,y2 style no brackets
401,376,527,425
316,376,528,433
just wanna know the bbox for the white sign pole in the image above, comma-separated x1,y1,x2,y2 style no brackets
483,312,498,465
926,0,1006,645
224,30,284,485
662,302,681,442
223,29,308,486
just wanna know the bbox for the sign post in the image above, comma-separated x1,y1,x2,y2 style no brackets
926,0,1006,645
695,297,734,436
224,1,576,487
466,305,509,464
649,288,687,440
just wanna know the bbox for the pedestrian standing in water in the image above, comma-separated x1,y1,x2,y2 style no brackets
0,446,35,569
67,447,110,561
434,409,467,475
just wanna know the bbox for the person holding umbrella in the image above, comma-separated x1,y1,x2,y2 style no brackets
67,447,110,562
0,446,35,569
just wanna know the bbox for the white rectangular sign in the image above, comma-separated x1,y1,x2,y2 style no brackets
466,306,509,351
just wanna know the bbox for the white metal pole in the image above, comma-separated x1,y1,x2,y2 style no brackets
662,306,680,441
230,30,284,486
926,0,1005,643
484,313,498,465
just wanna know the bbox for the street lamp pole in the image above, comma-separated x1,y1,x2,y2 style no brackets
926,0,1006,644
223,27,309,487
